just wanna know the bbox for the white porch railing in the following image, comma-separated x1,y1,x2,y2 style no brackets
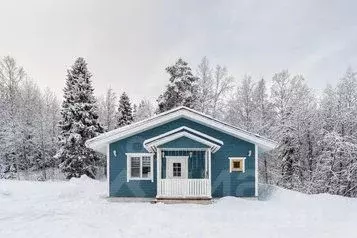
157,179,211,198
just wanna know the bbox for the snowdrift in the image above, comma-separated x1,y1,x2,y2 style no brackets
0,178,356,238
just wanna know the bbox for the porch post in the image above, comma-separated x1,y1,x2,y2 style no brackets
208,148,212,197
205,149,208,178
157,148,162,197
208,148,212,179
255,144,258,197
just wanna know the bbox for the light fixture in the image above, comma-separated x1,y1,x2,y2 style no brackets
248,150,252,157
189,151,193,158
162,151,165,158
113,150,117,157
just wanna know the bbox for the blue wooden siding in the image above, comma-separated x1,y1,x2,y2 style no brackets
109,118,256,197
158,136,209,149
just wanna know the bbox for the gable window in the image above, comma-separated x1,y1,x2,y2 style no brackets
229,157,246,173
126,153,154,182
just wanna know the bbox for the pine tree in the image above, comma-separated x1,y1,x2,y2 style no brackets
56,57,103,179
116,92,134,127
157,58,198,113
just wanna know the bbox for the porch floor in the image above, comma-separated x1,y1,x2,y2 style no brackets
154,198,212,205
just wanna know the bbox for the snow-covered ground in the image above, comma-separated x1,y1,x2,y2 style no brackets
1,177,356,238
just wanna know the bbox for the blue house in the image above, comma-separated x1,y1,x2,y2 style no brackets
86,106,277,199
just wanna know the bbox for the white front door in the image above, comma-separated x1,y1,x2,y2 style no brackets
166,156,188,179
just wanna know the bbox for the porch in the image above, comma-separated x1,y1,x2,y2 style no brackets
156,148,212,199
143,126,223,199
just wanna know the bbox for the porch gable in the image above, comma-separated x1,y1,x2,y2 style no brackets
158,136,210,149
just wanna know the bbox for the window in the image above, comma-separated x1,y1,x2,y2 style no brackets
126,153,154,182
173,163,181,177
130,157,140,177
229,157,246,173
142,156,151,178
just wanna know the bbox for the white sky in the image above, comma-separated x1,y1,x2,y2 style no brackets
0,0,356,103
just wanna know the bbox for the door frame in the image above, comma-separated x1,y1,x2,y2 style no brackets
165,156,189,179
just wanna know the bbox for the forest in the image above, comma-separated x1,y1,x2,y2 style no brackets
0,55,356,197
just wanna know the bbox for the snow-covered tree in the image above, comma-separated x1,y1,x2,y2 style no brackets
311,68,357,197
157,58,198,113
97,87,117,131
116,92,134,127
335,68,357,137
210,65,234,118
56,57,103,179
252,78,275,137
196,57,233,118
0,56,25,178
0,56,60,179
134,99,154,122
271,72,318,191
226,75,255,131
196,57,213,114
313,132,357,196
18,79,42,175
320,84,338,133
35,88,60,179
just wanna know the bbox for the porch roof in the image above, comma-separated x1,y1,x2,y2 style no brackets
143,126,223,153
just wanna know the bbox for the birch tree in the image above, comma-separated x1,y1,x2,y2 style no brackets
134,99,154,122
0,56,25,178
98,87,117,131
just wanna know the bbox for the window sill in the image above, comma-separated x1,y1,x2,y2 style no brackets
127,177,154,182
230,170,245,173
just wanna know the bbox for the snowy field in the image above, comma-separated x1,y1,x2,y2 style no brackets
1,177,356,238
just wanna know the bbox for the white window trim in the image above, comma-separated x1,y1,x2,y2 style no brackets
229,157,246,173
126,153,154,182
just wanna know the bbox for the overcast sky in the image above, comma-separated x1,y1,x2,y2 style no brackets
0,0,356,103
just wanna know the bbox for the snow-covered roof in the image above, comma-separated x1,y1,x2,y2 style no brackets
85,106,278,154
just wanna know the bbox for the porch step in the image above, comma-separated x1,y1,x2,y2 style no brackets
154,198,212,205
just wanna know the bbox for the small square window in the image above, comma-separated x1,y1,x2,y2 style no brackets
233,161,241,169
229,157,246,173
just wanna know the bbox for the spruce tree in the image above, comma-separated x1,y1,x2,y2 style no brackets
116,92,134,127
157,58,198,113
56,57,103,179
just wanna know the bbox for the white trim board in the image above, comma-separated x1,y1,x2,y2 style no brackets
255,144,259,197
106,144,110,197
144,126,224,146
143,127,223,153
86,106,277,154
